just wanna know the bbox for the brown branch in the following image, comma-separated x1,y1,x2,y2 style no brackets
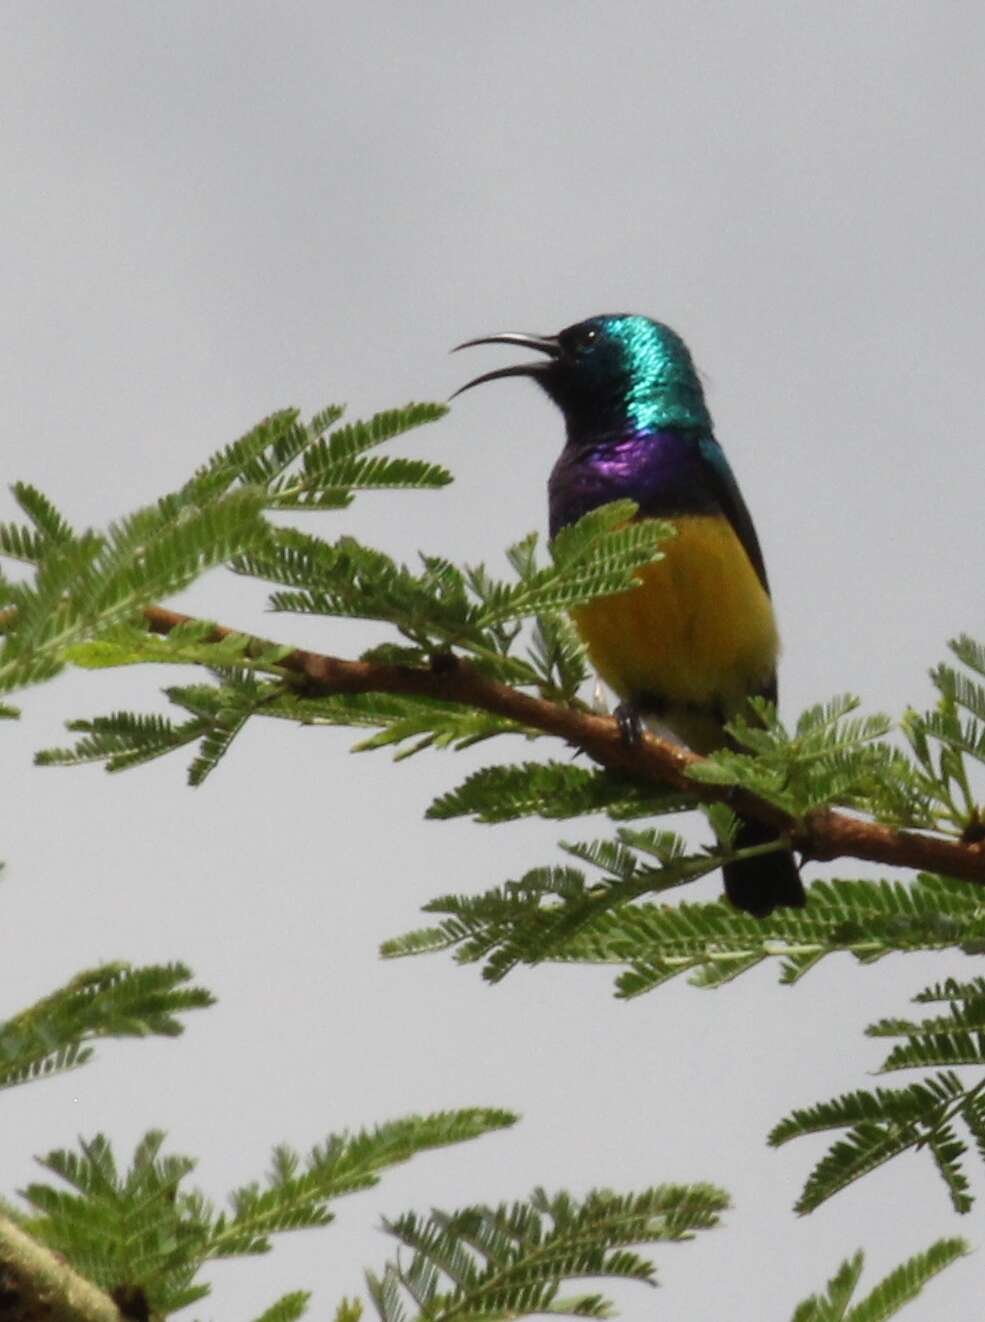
142,605,985,887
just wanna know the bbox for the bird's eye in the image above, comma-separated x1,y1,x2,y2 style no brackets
563,325,600,355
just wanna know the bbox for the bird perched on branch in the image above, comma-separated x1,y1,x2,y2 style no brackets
453,313,804,917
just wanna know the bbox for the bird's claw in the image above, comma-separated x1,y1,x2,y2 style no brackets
615,701,644,746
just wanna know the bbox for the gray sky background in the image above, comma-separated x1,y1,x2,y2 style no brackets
2,3,984,1317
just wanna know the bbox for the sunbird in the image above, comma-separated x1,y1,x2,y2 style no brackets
453,313,804,917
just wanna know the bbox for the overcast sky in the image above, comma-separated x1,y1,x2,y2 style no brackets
2,4,984,1318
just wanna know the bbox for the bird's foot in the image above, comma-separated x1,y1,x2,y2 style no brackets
614,701,644,746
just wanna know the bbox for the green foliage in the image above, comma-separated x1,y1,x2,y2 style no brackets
17,1111,516,1316
0,488,270,697
31,495,676,781
867,974,985,1071
0,482,76,565
0,963,212,1091
900,635,985,839
771,1074,976,1215
64,618,294,673
427,760,693,823
208,1111,518,1257
232,501,670,669
525,605,592,704
383,826,740,986
790,1240,968,1322
36,671,291,785
9,1112,730,1322
20,1132,210,1313
0,402,450,702
37,682,535,781
366,1184,728,1322
253,1293,314,1322
171,673,284,788
771,974,985,1214
344,694,533,760
9,398,985,1317
36,708,215,775
688,695,933,827
184,403,451,510
384,851,985,995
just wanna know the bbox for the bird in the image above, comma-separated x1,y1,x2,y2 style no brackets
452,313,804,918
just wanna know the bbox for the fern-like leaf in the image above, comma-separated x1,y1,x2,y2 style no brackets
0,963,212,1092
236,503,670,663
842,1238,967,1322
385,870,985,997
769,1072,976,1214
184,402,449,510
371,1184,727,1321
0,488,270,697
0,484,76,565
18,1111,515,1314
926,1124,972,1213
20,1131,211,1314
269,404,451,509
209,1110,518,1257
270,688,536,757
791,1249,865,1322
185,407,322,502
427,761,692,824
36,710,209,773
251,1293,312,1322
790,1241,967,1322
687,694,930,826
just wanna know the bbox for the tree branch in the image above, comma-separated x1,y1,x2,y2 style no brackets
0,1216,121,1322
142,605,985,886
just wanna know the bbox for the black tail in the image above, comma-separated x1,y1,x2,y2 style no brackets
722,814,805,918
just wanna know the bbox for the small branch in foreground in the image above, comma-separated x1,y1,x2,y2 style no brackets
141,604,985,886
0,1216,121,1322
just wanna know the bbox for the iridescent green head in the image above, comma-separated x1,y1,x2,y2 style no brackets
454,314,711,440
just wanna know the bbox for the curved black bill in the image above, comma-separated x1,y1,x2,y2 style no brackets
450,332,560,400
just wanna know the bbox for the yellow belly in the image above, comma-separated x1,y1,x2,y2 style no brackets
572,514,779,714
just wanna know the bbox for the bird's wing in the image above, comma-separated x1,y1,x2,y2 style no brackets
697,436,770,595
698,434,778,705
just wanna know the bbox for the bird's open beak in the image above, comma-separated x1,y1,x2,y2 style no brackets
450,332,561,399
